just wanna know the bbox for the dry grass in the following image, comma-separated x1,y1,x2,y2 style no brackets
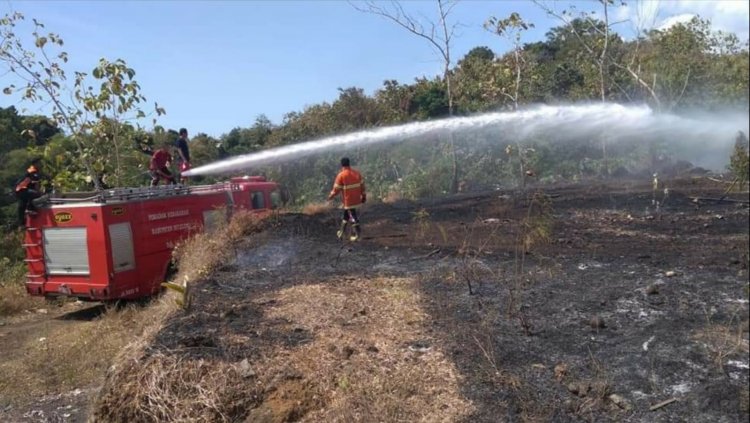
92,275,474,422
95,353,253,423
261,277,473,422
171,210,266,292
693,322,750,368
302,201,333,215
0,276,44,317
0,301,173,404
0,240,44,316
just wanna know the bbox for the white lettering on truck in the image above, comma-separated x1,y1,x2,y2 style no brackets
148,210,189,221
150,222,194,235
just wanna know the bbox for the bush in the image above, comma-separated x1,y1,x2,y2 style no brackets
0,257,38,316
729,131,749,190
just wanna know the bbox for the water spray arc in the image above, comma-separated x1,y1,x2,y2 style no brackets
183,103,749,177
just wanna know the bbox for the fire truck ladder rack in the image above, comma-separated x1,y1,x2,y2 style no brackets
23,224,46,283
45,182,241,204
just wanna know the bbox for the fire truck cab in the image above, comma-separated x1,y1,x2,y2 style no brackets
23,176,280,301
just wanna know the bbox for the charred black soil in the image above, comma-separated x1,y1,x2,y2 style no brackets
4,177,749,422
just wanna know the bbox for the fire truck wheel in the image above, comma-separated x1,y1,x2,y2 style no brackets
164,261,178,282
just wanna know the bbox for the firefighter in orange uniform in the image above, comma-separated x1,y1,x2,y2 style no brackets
328,157,366,241
15,158,42,226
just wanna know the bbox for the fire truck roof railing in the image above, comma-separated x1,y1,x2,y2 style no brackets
43,182,240,205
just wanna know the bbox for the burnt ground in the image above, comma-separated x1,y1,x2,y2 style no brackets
4,177,749,422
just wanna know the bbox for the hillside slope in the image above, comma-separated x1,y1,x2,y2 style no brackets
87,178,749,422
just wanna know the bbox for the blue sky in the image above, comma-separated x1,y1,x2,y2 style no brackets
3,0,748,138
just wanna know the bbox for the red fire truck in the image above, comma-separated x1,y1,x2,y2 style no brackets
23,176,280,301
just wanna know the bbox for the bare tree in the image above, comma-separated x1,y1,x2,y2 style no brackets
536,0,667,109
613,0,664,110
534,0,628,176
351,0,459,115
351,0,461,192
485,12,534,110
533,0,626,102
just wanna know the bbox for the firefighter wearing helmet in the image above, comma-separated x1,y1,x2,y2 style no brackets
328,157,366,241
14,158,42,226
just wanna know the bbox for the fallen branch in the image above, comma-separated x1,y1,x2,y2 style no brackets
691,197,750,204
706,177,731,184
411,248,441,261
362,233,407,240
649,397,677,411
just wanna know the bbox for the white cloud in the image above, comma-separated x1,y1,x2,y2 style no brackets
656,13,696,31
670,0,749,39
612,0,749,40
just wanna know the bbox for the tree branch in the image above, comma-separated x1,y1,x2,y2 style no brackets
613,61,662,109
350,1,449,61
671,67,691,110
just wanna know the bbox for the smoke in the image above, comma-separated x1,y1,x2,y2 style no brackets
183,103,749,177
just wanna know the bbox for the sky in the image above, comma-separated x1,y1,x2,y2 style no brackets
2,0,749,138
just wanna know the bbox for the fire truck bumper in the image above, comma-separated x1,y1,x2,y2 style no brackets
26,281,110,300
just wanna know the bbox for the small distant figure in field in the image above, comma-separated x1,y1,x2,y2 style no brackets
150,141,176,186
15,158,42,226
174,128,191,183
328,157,366,241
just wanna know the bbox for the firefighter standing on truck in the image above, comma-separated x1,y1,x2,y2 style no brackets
328,157,366,241
15,158,42,226
150,141,176,186
174,128,191,183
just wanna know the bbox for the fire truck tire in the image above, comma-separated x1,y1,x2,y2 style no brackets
166,261,178,279
160,261,178,292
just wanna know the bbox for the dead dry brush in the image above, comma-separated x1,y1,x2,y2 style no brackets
91,210,267,422
94,353,255,423
694,305,750,370
0,230,43,317
166,209,266,308
454,190,554,334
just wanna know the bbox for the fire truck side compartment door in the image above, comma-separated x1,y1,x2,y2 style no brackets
270,190,282,209
251,191,265,209
43,227,90,275
109,222,135,273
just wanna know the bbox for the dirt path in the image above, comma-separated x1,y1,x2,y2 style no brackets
0,303,105,422
0,301,160,423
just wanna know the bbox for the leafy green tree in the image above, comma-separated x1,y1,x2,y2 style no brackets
374,80,414,123
0,12,164,190
331,87,384,130
453,47,502,112
463,46,495,62
411,78,449,119
535,1,624,101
